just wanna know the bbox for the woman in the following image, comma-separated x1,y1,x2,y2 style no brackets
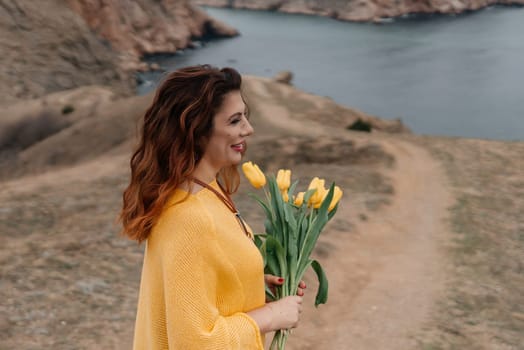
120,65,305,349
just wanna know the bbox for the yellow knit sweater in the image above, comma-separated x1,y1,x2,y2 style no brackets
133,180,266,350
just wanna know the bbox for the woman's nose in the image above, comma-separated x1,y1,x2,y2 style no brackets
242,118,254,136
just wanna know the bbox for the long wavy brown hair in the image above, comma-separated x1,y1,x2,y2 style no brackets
120,65,244,242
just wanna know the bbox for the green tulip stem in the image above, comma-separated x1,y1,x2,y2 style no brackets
269,329,290,350
263,186,273,219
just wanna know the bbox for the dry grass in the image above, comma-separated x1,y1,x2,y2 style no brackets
0,168,142,349
0,108,70,152
0,144,395,349
2,75,521,349
411,136,524,350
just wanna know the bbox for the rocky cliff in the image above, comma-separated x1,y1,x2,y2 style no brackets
0,1,131,106
0,0,237,105
192,0,524,22
66,0,238,71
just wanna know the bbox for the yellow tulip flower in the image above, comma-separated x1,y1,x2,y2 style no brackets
307,177,319,204
276,169,291,192
327,186,343,211
281,190,289,203
313,187,328,208
242,162,266,189
294,192,305,206
308,177,327,208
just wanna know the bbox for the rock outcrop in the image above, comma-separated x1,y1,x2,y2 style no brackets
192,0,524,22
0,0,238,105
0,0,133,106
67,0,238,71
273,71,294,85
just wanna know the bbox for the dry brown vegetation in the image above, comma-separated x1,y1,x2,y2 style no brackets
0,76,523,349
411,136,524,349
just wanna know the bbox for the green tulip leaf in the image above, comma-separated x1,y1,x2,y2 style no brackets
311,259,329,306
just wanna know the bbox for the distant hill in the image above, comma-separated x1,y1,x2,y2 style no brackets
0,2,522,349
1,71,522,350
193,0,524,22
0,0,237,106
0,75,409,181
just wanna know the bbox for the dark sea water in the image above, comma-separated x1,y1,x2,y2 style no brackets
138,6,524,141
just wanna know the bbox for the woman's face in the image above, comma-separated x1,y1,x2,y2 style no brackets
200,90,254,172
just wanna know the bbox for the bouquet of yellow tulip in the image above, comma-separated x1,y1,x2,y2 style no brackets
242,162,343,350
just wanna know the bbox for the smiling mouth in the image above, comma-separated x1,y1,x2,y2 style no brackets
231,142,246,152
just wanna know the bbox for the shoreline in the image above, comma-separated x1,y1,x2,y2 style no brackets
192,1,524,23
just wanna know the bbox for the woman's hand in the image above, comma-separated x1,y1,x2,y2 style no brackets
264,274,307,298
247,295,303,333
248,276,307,333
267,296,303,330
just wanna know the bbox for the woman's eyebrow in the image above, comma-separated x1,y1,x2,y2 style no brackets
227,112,242,121
227,106,248,120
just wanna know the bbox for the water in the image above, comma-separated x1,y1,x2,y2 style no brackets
138,6,524,141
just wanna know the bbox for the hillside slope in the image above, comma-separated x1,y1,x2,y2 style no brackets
193,0,524,21
0,0,237,105
1,76,522,349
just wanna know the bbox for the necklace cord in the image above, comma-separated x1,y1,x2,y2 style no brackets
191,178,252,239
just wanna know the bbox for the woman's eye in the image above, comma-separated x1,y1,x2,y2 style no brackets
231,118,241,125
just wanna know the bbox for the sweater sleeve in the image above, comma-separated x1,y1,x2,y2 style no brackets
157,202,264,350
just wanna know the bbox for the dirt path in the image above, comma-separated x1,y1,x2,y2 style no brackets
245,77,454,349
0,74,455,348
281,138,452,349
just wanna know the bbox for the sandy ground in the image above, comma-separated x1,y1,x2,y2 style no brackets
290,140,452,350
244,80,453,349
1,76,522,349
